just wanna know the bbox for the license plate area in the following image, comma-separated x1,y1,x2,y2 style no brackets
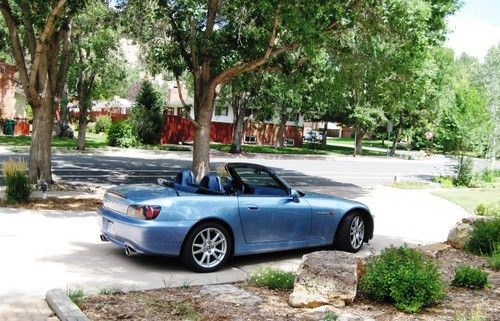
104,218,115,235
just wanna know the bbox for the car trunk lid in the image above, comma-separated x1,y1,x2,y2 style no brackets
104,184,177,214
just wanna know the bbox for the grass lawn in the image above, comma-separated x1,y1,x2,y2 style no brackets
328,137,389,149
387,181,431,189
210,142,386,156
0,133,107,148
434,189,500,214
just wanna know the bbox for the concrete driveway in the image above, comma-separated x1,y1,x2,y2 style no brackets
0,185,470,317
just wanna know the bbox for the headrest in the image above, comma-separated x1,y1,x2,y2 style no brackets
199,173,224,194
175,169,195,186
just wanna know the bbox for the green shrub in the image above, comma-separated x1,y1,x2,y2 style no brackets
454,157,474,187
107,120,138,148
465,218,500,256
359,246,444,313
475,203,500,217
129,81,164,145
86,122,96,133
248,267,295,290
433,176,454,188
95,116,112,134
1,159,31,203
488,244,500,270
452,265,489,289
67,287,84,305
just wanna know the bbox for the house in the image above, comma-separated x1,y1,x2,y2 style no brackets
303,121,356,138
160,82,304,147
0,61,27,119
0,61,29,135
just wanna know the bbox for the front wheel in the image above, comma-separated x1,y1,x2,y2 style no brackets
180,222,232,272
336,212,365,252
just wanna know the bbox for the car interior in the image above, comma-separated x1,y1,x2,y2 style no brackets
168,167,288,196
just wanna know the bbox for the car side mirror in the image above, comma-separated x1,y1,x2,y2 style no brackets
290,189,300,203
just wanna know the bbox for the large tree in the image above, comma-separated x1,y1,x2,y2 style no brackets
67,0,125,150
122,0,368,181
0,0,85,182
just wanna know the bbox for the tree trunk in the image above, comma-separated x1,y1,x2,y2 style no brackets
321,121,328,146
60,85,69,126
390,112,403,156
77,105,88,150
275,112,287,148
354,129,365,156
29,99,54,183
229,92,247,154
192,78,216,182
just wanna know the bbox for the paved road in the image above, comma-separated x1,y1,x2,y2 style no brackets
0,149,462,190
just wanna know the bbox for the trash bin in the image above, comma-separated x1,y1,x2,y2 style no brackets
4,119,16,135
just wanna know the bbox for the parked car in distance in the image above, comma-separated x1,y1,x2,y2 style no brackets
98,163,373,272
303,130,323,142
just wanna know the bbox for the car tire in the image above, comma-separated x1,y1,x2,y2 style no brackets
180,222,232,273
335,211,365,253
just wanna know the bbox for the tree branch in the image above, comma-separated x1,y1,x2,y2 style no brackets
55,19,72,99
205,0,218,36
164,5,194,72
18,0,36,58
176,75,201,129
0,0,33,104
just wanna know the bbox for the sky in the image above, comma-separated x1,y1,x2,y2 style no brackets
445,0,500,61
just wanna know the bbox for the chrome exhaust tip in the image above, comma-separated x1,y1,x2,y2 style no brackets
125,246,139,257
100,234,108,242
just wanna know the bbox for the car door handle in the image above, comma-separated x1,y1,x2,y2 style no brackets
245,203,259,210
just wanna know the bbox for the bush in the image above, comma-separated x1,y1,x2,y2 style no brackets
454,157,474,187
248,267,295,290
86,122,96,133
488,244,500,270
107,121,138,148
452,265,489,289
129,81,164,145
359,246,444,313
465,218,500,256
1,159,31,203
433,175,454,188
475,203,500,217
95,116,112,134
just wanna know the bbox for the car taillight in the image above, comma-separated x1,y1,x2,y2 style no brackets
127,205,161,220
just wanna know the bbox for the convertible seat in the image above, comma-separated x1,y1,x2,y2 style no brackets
174,169,198,192
198,173,225,195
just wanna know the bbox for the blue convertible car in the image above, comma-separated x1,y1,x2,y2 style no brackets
98,163,373,272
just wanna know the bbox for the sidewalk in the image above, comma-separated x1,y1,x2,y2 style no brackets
0,186,471,320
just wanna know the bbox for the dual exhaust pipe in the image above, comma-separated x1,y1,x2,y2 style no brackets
100,234,139,257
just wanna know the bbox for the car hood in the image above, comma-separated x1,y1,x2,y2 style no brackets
302,191,369,210
107,184,178,203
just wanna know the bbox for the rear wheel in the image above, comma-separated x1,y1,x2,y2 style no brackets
336,212,365,252
180,222,232,272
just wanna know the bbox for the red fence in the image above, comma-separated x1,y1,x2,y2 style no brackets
70,111,128,123
161,114,303,147
160,115,233,144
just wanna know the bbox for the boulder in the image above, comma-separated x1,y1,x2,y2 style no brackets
289,251,366,308
447,217,477,250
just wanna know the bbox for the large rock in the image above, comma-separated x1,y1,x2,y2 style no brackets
447,217,476,250
289,251,366,308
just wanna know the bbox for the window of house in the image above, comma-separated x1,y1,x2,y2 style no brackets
244,135,256,144
166,108,174,115
215,106,229,116
288,113,300,122
176,107,184,116
284,138,295,146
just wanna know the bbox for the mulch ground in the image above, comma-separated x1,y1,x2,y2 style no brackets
80,247,499,321
0,197,102,211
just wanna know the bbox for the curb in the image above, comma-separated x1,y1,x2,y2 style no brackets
46,288,89,321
